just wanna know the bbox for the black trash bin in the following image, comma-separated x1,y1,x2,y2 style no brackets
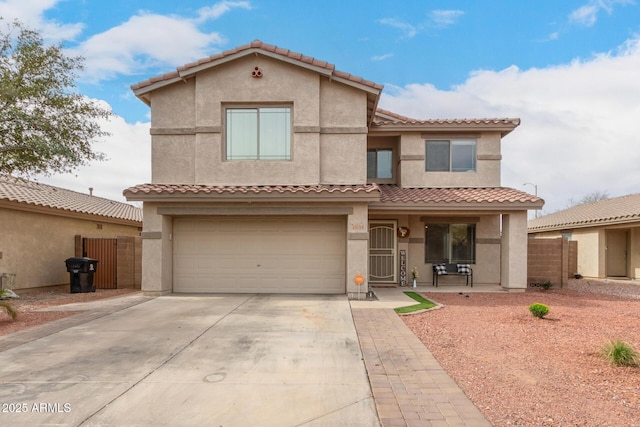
65,257,99,293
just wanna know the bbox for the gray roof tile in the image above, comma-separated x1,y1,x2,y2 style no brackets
528,193,640,231
0,176,142,223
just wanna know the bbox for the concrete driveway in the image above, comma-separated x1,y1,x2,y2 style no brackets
0,294,379,426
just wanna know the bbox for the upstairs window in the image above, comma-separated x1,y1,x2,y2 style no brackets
425,139,476,172
425,223,476,264
367,148,393,180
226,107,291,160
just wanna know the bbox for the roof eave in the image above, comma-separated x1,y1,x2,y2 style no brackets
528,216,640,233
124,190,381,204
179,48,335,80
369,200,543,211
370,120,520,137
0,200,142,226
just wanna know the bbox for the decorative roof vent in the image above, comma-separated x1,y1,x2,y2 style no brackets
251,66,263,78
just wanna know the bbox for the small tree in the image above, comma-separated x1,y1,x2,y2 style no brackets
566,191,609,208
0,19,111,176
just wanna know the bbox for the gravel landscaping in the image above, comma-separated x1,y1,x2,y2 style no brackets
2,280,639,426
0,288,139,336
404,279,640,427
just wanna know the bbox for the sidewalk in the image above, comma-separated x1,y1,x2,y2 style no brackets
351,286,493,427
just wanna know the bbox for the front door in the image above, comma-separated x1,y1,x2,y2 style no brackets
368,221,397,284
606,229,629,277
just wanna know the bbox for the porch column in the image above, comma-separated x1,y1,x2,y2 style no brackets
501,211,528,291
140,203,173,296
347,203,369,300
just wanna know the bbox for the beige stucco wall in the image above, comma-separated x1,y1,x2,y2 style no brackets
393,131,502,188
347,203,369,299
567,230,601,278
148,55,368,186
501,211,528,290
0,208,140,290
631,227,640,279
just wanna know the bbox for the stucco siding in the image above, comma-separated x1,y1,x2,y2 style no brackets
573,230,601,278
195,55,320,128
632,227,640,279
319,79,367,127
150,79,196,129
399,131,502,187
0,208,140,290
320,134,366,184
152,135,196,183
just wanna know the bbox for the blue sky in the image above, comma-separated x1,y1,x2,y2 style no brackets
2,0,640,214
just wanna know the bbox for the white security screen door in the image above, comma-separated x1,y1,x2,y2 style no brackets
368,221,397,283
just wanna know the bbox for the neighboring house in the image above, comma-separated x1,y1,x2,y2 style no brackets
0,176,142,290
124,40,543,297
528,194,640,280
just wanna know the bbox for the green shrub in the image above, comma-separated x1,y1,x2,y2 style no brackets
541,281,553,290
529,302,549,318
602,340,639,367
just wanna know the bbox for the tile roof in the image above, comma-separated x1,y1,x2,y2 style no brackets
124,183,543,210
372,109,520,136
377,185,543,206
0,176,142,223
528,193,640,232
373,108,520,127
124,183,380,198
131,40,383,92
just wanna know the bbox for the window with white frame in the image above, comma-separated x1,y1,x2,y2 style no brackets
425,139,476,172
226,107,291,160
424,223,476,263
367,148,393,180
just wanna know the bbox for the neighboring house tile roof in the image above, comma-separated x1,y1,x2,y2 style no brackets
124,183,380,199
0,176,142,223
131,40,383,93
528,193,640,232
377,185,543,206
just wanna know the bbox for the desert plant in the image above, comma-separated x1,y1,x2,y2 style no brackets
529,302,549,318
0,290,18,320
541,281,553,290
601,340,639,367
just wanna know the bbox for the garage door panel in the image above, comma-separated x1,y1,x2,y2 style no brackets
173,217,345,294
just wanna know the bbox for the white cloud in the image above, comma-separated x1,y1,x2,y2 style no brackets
569,0,634,27
71,12,227,82
35,111,151,204
429,9,464,28
371,53,394,61
380,36,640,214
378,18,418,38
0,0,84,40
378,9,463,39
195,1,252,22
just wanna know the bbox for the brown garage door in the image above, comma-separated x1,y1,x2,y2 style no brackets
172,217,346,294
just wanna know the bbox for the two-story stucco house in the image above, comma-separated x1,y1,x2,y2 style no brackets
124,41,543,297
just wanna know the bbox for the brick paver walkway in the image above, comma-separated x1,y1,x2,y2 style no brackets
352,308,491,427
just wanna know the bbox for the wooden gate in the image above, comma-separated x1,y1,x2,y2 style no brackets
83,238,117,289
